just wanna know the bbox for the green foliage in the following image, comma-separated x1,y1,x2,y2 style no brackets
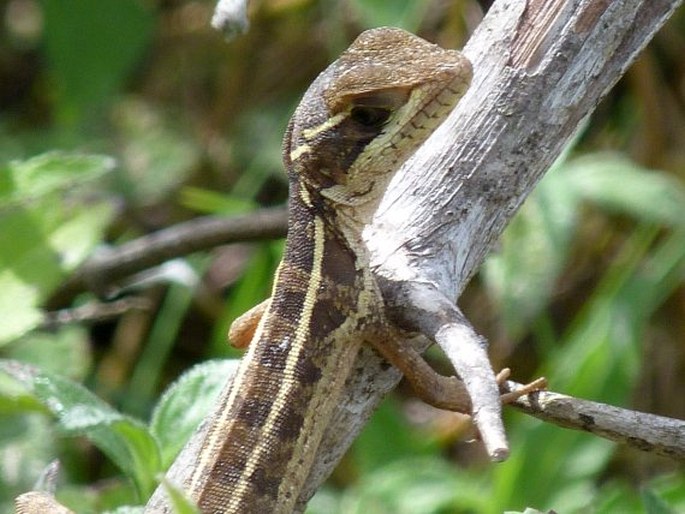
41,0,154,126
211,242,283,355
160,478,201,514
150,360,239,468
483,152,685,341
0,152,116,343
1,1,683,512
179,187,255,216
114,100,202,208
349,0,429,32
0,360,161,499
330,458,486,514
352,398,440,472
0,356,234,511
123,264,205,418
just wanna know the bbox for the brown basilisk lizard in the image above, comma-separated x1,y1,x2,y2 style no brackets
17,27,540,514
185,27,474,513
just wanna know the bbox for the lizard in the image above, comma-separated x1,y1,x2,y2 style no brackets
178,25,546,513
183,27,476,513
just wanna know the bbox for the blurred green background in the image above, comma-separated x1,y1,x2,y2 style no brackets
1,0,684,513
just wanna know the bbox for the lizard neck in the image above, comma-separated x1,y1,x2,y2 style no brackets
190,185,375,513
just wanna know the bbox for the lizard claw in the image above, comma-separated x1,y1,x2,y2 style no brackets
496,368,548,404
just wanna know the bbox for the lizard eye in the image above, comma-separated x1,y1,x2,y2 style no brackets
349,106,391,128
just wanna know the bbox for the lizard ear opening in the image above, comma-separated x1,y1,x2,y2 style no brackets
345,86,411,130
349,106,391,128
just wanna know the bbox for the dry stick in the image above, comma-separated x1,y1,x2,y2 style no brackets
40,297,151,329
378,278,512,460
45,207,287,309
436,322,509,459
507,384,685,461
296,0,684,509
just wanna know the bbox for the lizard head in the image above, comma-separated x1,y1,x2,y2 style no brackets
285,27,472,214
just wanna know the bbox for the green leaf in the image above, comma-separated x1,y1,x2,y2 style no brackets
161,478,201,514
212,242,282,355
646,472,685,513
565,154,685,226
0,152,115,207
230,104,291,201
484,151,685,344
353,398,436,473
0,360,162,499
641,488,677,514
0,152,116,343
114,100,200,206
343,457,486,514
0,412,58,511
124,271,204,418
41,0,154,125
349,0,428,31
593,480,642,514
0,276,43,345
483,161,581,340
150,360,240,468
492,226,685,513
307,488,343,514
179,187,255,216
5,326,91,380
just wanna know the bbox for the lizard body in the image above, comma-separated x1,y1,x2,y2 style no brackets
187,28,472,513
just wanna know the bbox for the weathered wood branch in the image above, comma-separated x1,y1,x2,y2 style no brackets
298,0,683,509
507,383,685,460
45,207,287,309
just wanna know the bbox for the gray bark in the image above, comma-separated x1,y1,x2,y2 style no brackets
301,0,683,507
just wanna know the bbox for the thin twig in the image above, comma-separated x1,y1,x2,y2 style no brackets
46,208,287,309
378,278,510,460
40,297,151,329
506,382,685,461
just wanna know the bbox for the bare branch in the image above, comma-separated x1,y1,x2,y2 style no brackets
378,278,510,460
299,0,683,507
506,382,685,461
40,297,151,329
46,208,287,309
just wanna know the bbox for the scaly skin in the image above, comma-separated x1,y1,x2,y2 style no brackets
185,27,472,514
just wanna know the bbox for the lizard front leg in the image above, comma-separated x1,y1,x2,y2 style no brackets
228,298,270,348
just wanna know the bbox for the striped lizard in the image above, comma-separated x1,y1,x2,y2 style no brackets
187,27,474,513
